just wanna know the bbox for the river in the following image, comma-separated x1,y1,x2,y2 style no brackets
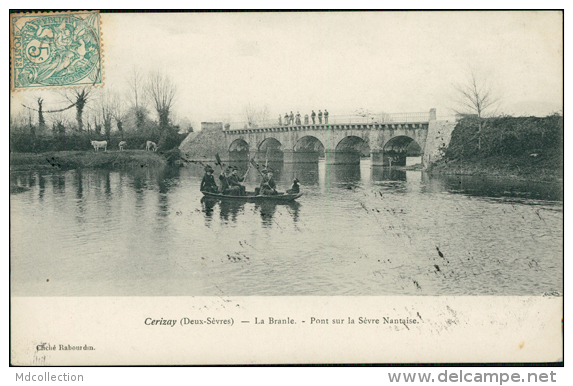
10,160,563,296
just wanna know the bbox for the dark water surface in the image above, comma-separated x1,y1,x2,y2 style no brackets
10,160,563,296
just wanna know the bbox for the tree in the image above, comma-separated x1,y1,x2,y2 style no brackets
452,70,501,150
20,92,75,134
128,66,148,131
62,87,91,131
147,71,177,131
37,97,46,133
98,90,114,142
112,91,127,140
244,103,270,128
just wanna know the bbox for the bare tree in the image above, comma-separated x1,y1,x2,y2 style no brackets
51,111,71,135
452,71,500,119
111,91,127,140
244,103,270,128
97,90,114,142
59,87,91,131
9,111,29,134
452,70,501,150
147,71,177,131
37,97,46,133
20,92,75,134
128,66,147,131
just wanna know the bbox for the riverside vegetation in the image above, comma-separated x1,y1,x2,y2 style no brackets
429,114,563,182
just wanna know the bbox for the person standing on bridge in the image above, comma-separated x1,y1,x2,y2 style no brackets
318,110,323,124
295,111,301,125
304,114,309,125
278,115,282,126
284,113,289,126
311,110,316,124
324,109,329,124
290,111,294,126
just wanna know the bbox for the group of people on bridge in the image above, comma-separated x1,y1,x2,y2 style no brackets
279,109,329,126
201,164,296,196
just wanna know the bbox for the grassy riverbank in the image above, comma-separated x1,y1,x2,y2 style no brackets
429,153,563,182
10,150,169,171
429,115,563,183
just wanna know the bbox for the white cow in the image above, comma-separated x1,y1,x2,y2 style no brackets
118,141,127,151
91,140,107,152
146,141,158,152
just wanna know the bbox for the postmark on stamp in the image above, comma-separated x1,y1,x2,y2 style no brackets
10,11,102,91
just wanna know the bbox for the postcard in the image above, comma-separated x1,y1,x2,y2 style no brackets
9,10,563,365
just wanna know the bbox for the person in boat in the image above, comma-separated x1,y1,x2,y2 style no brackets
259,169,278,196
200,165,219,193
219,167,231,194
286,178,300,194
227,166,249,196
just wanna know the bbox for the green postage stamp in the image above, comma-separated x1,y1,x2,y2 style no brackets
10,11,102,90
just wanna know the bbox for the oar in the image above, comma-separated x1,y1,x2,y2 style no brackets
242,163,252,179
215,153,226,168
250,158,265,177
180,154,213,168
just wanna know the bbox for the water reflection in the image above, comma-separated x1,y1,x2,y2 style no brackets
201,196,217,224
219,200,245,222
38,172,45,201
282,163,320,187
51,173,65,193
74,169,83,199
157,166,181,194
436,174,563,202
104,170,112,198
10,161,563,297
326,164,362,187
371,167,407,182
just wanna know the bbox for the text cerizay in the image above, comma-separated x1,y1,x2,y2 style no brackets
145,318,177,327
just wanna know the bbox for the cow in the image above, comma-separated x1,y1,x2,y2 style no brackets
118,141,127,151
146,141,158,152
91,140,107,152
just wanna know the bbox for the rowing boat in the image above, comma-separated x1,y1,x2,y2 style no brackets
201,191,302,202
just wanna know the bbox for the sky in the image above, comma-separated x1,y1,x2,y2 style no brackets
11,11,564,129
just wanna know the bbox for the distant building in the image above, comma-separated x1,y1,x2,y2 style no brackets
201,122,223,132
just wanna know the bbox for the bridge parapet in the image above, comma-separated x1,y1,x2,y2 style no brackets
225,122,429,135
224,111,432,131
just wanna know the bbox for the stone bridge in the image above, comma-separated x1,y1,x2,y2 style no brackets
223,109,437,166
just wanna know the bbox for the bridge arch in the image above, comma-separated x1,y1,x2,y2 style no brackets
382,135,422,166
257,137,284,163
284,136,326,163
328,136,370,164
294,136,325,153
229,139,250,162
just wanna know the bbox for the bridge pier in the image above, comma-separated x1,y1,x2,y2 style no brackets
325,150,360,165
284,150,320,164
370,149,385,166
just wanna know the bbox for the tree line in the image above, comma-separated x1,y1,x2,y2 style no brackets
10,68,191,153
